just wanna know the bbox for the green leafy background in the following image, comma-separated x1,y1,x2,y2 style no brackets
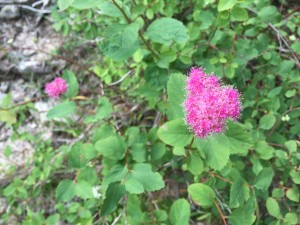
1,0,299,225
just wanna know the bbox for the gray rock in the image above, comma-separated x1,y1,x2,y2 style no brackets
0,5,20,19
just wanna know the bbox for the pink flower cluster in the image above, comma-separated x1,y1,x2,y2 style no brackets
183,67,241,138
45,77,68,99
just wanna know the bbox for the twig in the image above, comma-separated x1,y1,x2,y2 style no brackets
284,6,300,19
108,71,132,86
0,97,41,110
20,5,51,14
214,200,228,225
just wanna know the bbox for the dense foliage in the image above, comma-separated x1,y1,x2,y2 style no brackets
1,0,300,224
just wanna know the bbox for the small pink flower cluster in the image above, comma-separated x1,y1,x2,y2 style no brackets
45,77,68,99
183,67,241,138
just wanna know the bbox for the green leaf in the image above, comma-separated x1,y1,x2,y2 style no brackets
230,177,250,208
173,146,186,156
46,214,60,225
284,213,298,225
75,181,94,199
286,185,299,202
63,70,79,98
146,18,189,45
167,73,186,120
1,92,12,107
131,143,147,162
285,89,296,98
268,87,282,98
126,195,148,225
154,210,167,221
103,165,129,188
95,97,112,120
290,169,300,184
188,183,216,207
72,0,103,9
47,101,76,119
58,0,74,10
187,152,203,176
0,110,16,124
55,179,76,202
266,197,282,219
95,135,126,160
125,163,164,194
258,6,280,23
254,141,275,160
254,167,274,191
97,1,124,17
284,140,297,153
101,23,140,61
259,114,276,130
157,119,192,147
68,142,96,168
101,181,126,216
218,0,237,11
231,7,248,21
170,199,190,225
196,135,231,171
225,122,253,155
229,196,256,225
151,143,166,160
291,42,300,54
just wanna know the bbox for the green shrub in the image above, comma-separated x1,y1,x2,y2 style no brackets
1,0,299,224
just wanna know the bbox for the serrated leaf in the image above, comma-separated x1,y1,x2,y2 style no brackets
230,177,250,208
55,179,76,202
225,122,253,155
170,199,190,225
157,119,192,147
218,0,237,11
101,181,126,216
146,18,189,45
125,163,164,194
167,73,186,120
95,135,126,160
254,167,274,191
188,183,216,207
47,101,76,119
196,135,231,171
266,197,282,219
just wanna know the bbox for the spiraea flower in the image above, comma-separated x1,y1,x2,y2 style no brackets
183,67,241,138
45,77,68,99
